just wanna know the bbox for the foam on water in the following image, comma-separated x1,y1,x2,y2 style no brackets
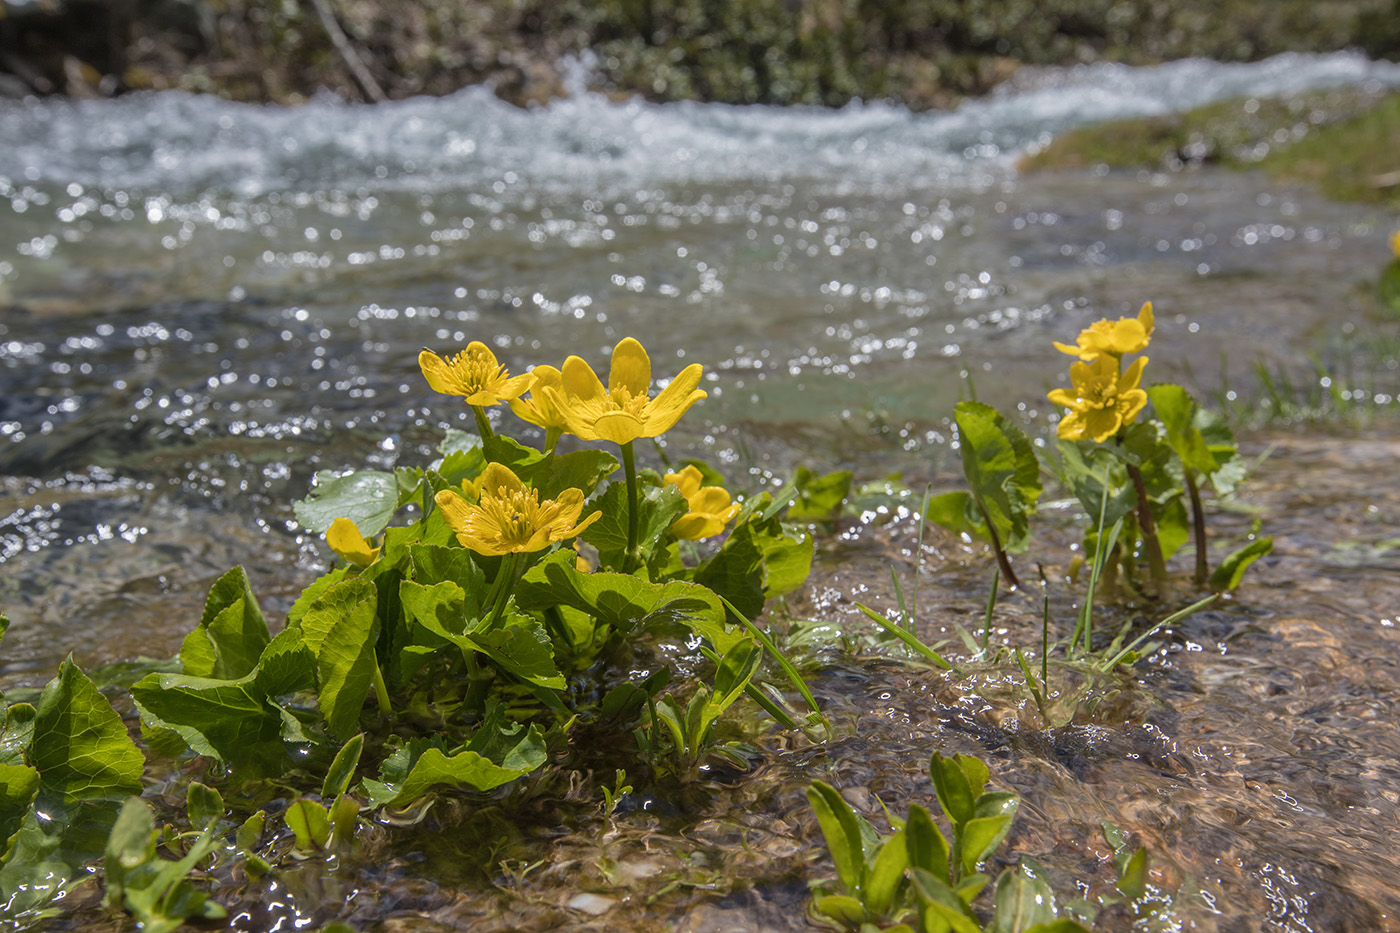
2,51,1398,198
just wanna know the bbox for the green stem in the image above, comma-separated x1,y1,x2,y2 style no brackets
370,659,392,714
1185,470,1209,586
543,426,562,458
621,441,641,573
481,552,522,632
1125,463,1168,586
972,491,1021,589
471,404,494,440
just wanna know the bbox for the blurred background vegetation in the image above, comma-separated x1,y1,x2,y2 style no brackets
1,0,1399,107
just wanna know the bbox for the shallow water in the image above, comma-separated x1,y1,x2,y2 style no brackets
4,51,1400,932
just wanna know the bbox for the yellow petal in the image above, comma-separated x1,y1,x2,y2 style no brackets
326,517,379,567
590,410,647,445
670,513,726,540
609,338,652,396
560,355,608,401
1046,387,1079,408
664,465,704,499
1053,340,1087,358
1137,301,1154,335
1118,387,1148,427
1120,355,1148,391
689,485,735,515
1082,407,1124,443
434,488,475,531
475,462,528,500
418,349,459,395
639,363,706,436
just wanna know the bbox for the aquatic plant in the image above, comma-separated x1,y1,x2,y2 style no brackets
0,337,828,927
806,752,1091,932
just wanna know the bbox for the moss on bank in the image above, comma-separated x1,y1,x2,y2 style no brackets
2,0,1399,109
1020,89,1400,209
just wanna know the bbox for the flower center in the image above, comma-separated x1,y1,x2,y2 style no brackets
481,485,542,545
608,385,650,417
454,348,505,392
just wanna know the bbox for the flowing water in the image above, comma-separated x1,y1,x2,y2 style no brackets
3,51,1400,931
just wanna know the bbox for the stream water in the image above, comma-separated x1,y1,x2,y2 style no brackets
3,51,1400,931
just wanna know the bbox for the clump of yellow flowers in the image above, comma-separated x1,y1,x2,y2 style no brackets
1047,302,1153,443
339,337,731,570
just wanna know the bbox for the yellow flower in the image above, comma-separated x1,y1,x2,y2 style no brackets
507,364,570,432
1048,355,1149,443
1054,302,1154,361
434,462,600,556
1390,229,1400,259
419,342,533,406
664,465,741,540
544,338,706,445
326,517,380,567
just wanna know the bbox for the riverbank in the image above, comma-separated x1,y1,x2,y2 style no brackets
2,0,1399,108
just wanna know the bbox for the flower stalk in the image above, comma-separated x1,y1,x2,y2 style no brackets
621,441,641,572
1125,462,1168,585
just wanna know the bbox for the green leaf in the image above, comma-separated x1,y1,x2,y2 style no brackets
186,782,224,832
865,827,910,916
909,868,982,933
947,401,1041,553
1380,260,1400,316
581,481,688,569
1146,384,1216,475
285,798,331,853
905,803,950,882
694,520,766,619
1155,495,1190,561
811,894,870,927
297,577,378,657
517,551,738,652
1210,537,1272,590
360,728,546,807
0,703,35,767
237,810,266,853
990,860,1056,933
286,567,349,629
104,797,226,933
180,566,270,680
323,734,365,800
929,752,976,827
31,658,144,802
409,543,485,593
709,639,761,716
787,467,853,521
806,780,867,896
756,525,814,599
0,763,40,858
315,592,382,741
1053,441,1137,529
130,672,288,777
1117,846,1149,900
464,611,565,689
961,793,1020,877
400,580,472,642
534,449,619,501
293,469,404,536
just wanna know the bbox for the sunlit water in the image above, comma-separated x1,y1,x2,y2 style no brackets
4,51,1400,931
